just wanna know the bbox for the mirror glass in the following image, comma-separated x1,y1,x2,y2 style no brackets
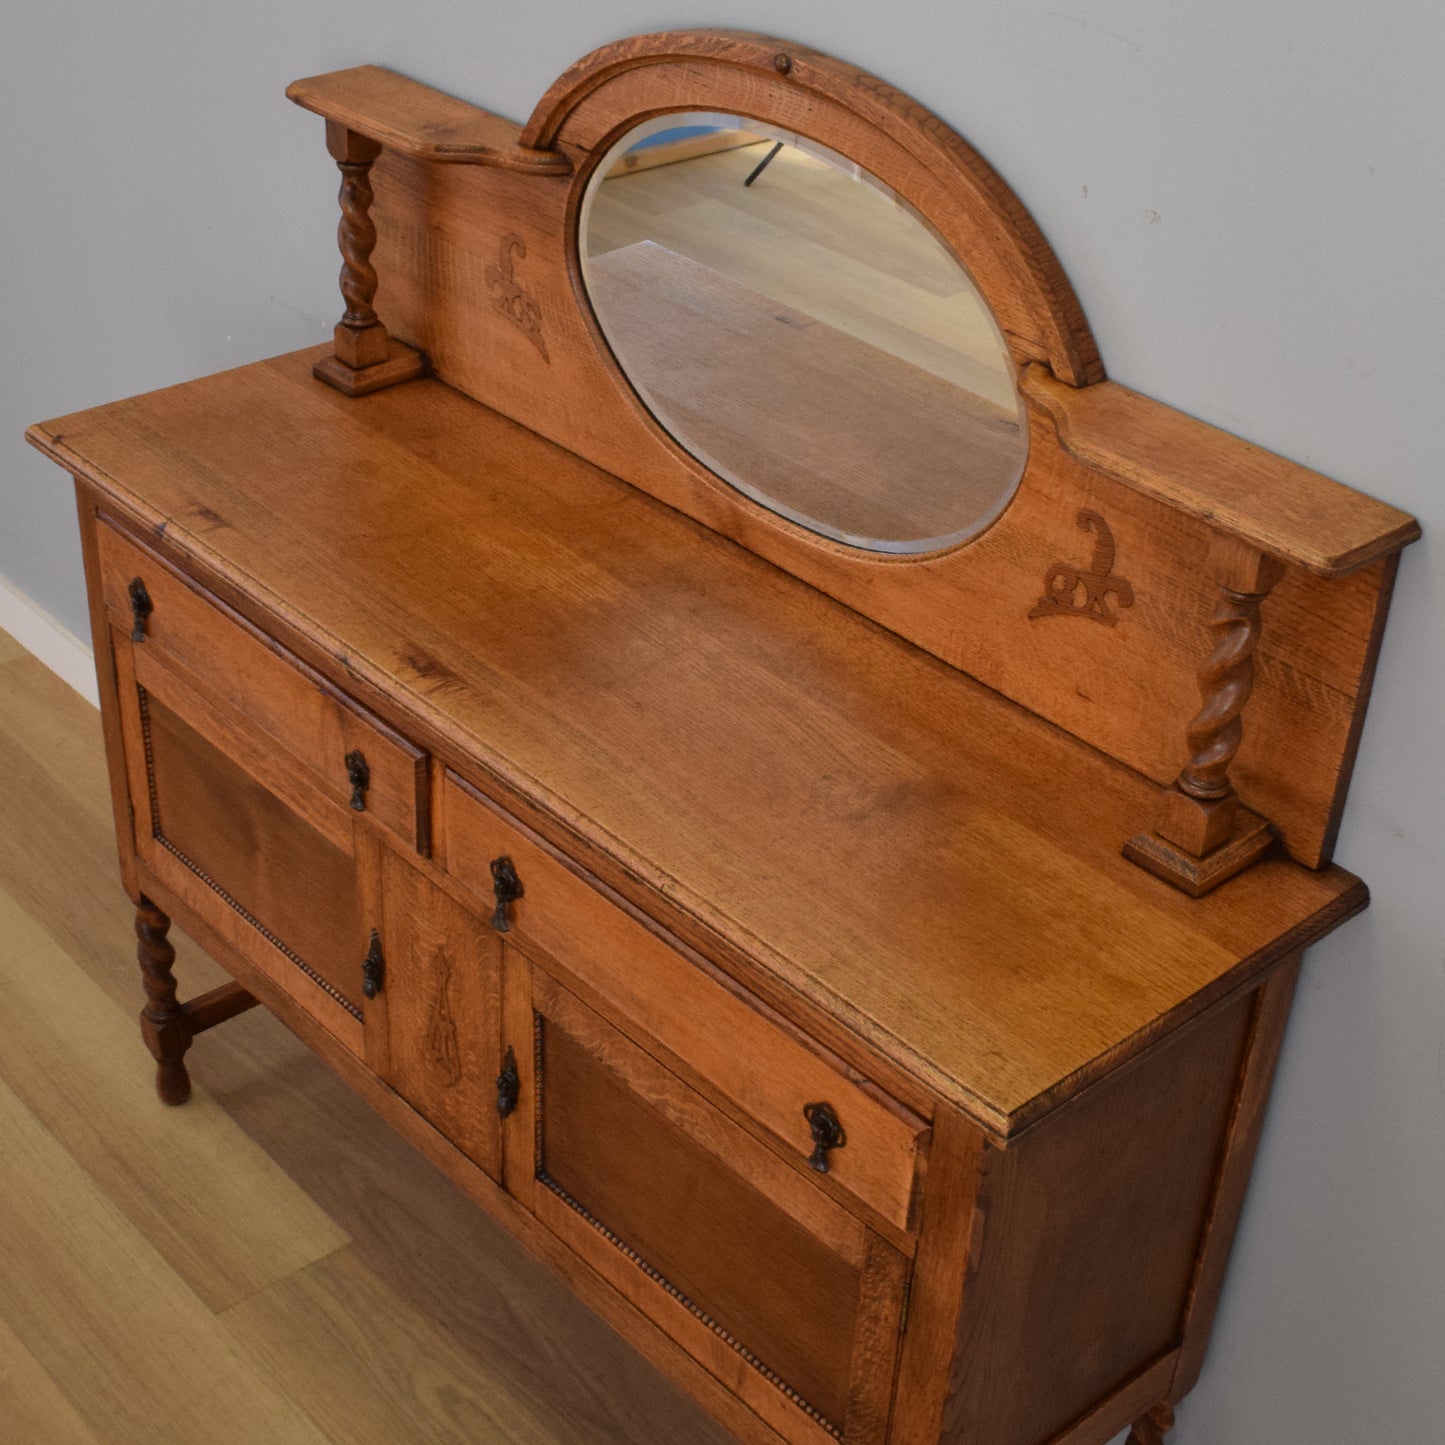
579,114,1028,554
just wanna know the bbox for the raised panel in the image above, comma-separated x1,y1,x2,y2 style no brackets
143,691,362,1005
367,849,503,1180
517,962,906,1443
112,642,367,1051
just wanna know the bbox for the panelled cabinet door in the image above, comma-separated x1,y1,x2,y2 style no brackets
500,950,910,1445
363,848,504,1182
111,629,375,1053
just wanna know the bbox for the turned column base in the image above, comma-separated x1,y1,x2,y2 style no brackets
313,337,427,397
1124,803,1277,897
1127,1402,1176,1445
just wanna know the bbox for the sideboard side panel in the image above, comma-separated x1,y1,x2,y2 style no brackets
943,988,1257,1445
74,479,141,900
1169,952,1303,1402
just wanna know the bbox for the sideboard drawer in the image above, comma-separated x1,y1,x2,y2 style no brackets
444,771,926,1233
97,519,427,853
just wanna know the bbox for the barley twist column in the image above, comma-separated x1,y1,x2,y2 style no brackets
331,125,387,369
312,120,425,395
1173,563,1281,824
1124,535,1286,895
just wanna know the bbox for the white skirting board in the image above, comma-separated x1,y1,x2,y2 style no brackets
0,574,100,708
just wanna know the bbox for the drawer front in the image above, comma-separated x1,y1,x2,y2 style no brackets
445,771,925,1232
512,964,907,1444
98,519,427,852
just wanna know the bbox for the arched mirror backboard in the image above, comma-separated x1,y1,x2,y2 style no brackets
283,34,1416,886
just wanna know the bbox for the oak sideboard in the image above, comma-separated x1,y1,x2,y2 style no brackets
26,30,1419,1445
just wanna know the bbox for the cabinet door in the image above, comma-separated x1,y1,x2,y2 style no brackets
113,631,373,1052
363,848,503,1182
501,953,909,1445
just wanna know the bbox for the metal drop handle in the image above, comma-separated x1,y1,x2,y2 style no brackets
345,749,370,811
128,577,153,642
803,1101,846,1173
361,928,384,1000
497,1046,520,1117
490,856,523,932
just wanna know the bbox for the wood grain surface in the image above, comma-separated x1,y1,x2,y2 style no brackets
30,356,1371,1137
288,65,571,173
1021,366,1419,577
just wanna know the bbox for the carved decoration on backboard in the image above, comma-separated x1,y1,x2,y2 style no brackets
1029,508,1135,625
486,233,550,361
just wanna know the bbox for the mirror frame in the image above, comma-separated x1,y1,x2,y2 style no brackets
524,30,1101,391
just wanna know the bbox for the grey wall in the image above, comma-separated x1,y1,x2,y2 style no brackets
4,2,1442,1440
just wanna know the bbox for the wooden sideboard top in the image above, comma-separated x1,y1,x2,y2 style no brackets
29,348,1365,1136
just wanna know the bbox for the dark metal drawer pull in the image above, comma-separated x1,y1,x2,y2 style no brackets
362,928,384,999
803,1101,846,1173
128,577,153,642
490,855,523,932
345,749,370,811
497,1045,520,1117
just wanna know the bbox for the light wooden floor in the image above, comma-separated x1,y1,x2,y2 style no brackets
0,627,733,1444
585,139,1017,410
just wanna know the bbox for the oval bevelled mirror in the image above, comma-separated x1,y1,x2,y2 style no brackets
578,113,1028,554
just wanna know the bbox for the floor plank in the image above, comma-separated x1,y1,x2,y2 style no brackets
0,1313,102,1445
223,1244,624,1445
0,1073,330,1445
0,883,349,1313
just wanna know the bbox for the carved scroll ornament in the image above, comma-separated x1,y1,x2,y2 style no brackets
486,233,550,361
1030,509,1135,625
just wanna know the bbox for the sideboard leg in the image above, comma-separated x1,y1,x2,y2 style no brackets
135,896,193,1105
1126,1401,1176,1445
